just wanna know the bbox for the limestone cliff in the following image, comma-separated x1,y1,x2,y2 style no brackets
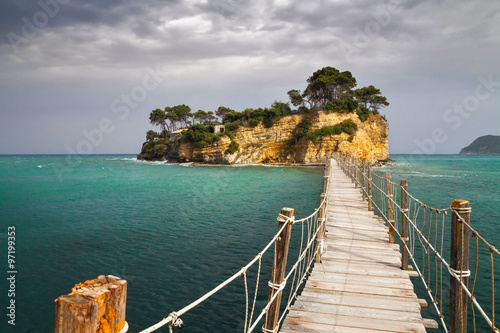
138,111,389,164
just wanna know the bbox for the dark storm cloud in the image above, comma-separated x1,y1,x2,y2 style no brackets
0,0,499,154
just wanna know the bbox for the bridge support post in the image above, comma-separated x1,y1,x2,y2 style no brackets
400,179,409,270
367,166,373,211
323,176,329,193
55,275,128,333
362,159,367,200
350,156,354,182
316,193,327,263
449,200,471,333
264,207,294,333
353,157,358,188
385,173,395,244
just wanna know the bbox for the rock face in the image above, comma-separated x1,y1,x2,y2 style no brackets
139,111,389,164
459,135,500,155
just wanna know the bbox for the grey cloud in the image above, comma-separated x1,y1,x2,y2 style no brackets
1,0,500,154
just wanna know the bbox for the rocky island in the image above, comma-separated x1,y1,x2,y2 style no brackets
137,67,390,164
459,135,500,155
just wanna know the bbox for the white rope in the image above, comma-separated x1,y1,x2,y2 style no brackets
262,326,279,333
277,213,292,223
267,281,284,291
448,267,471,278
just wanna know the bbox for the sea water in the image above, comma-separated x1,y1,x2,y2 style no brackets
0,155,498,332
0,155,324,332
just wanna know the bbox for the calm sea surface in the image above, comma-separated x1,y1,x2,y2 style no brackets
0,154,499,332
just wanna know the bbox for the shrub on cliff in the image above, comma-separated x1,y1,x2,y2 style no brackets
325,98,359,113
146,130,160,141
225,120,241,132
225,141,239,154
283,119,359,156
182,123,221,148
356,106,370,122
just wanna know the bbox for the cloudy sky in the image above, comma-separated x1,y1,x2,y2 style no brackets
1,0,499,155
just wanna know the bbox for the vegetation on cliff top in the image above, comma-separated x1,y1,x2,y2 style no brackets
139,66,389,160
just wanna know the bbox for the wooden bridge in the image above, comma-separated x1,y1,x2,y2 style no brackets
280,159,437,332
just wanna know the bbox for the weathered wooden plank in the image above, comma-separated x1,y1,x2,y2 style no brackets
308,271,415,290
323,245,402,257
281,321,378,333
328,239,400,251
291,294,422,313
285,311,427,333
423,318,439,328
298,290,423,309
325,246,400,257
321,257,402,270
290,300,425,322
321,253,402,266
317,263,413,279
303,280,418,299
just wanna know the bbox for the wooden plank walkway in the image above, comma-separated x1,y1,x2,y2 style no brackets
280,160,429,333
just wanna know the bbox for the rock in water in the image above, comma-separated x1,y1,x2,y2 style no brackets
459,135,500,155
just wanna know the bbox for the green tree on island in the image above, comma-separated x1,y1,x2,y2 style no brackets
354,85,389,112
149,108,168,132
287,66,388,113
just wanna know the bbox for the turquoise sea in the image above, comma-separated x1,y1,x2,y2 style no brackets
0,154,499,332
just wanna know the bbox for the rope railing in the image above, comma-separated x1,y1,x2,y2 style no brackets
139,159,332,333
335,152,500,333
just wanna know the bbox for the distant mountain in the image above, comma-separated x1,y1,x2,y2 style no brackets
459,135,500,155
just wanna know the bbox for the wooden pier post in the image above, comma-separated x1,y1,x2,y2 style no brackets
354,157,358,188
55,275,127,333
323,175,329,193
449,200,471,333
400,179,409,270
367,166,373,211
362,159,367,200
351,156,355,182
316,193,327,263
386,173,395,244
264,207,294,333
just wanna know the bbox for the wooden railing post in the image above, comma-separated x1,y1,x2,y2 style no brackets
400,179,409,270
351,156,355,181
354,158,358,188
323,175,329,193
264,207,294,332
449,200,471,333
386,173,395,244
362,159,367,200
367,165,373,211
55,275,128,333
316,193,327,263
